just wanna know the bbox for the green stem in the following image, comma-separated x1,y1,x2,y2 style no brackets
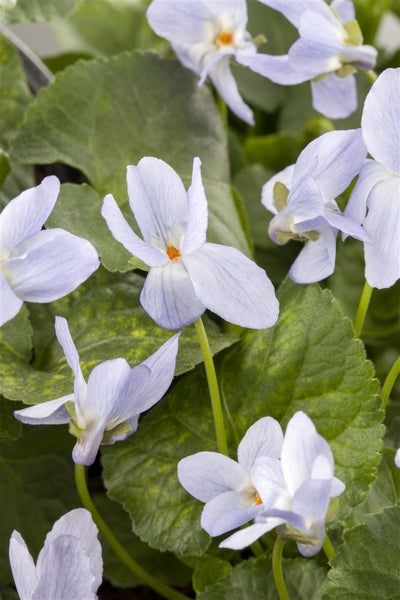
74,464,189,600
272,536,290,600
322,533,335,562
194,317,228,455
354,281,373,337
363,69,378,84
382,356,400,409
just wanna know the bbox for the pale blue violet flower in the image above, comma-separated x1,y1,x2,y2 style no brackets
395,449,400,469
178,417,283,536
239,0,377,118
14,316,180,466
147,0,258,124
101,157,279,330
0,175,99,327
221,411,345,557
262,129,369,283
9,508,102,600
345,68,400,289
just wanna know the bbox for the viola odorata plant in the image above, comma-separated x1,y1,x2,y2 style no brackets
178,417,283,536
220,411,345,557
2,2,400,598
239,0,377,118
0,176,99,327
147,0,259,124
102,156,279,330
345,67,400,289
262,129,370,283
9,508,102,600
14,316,180,466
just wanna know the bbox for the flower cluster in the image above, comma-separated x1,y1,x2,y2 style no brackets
3,1,400,597
179,411,345,557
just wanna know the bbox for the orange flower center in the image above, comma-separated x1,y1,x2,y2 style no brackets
167,245,181,260
215,31,234,46
253,492,262,505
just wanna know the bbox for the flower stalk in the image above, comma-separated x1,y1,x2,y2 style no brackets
74,464,189,600
194,317,229,455
272,536,290,600
382,356,400,409
354,281,373,337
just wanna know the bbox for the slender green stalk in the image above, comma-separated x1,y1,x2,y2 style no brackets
354,281,373,337
74,464,189,600
382,356,400,409
322,533,335,562
272,536,290,600
194,317,228,455
363,69,378,84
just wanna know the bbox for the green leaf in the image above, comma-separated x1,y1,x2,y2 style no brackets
197,554,327,600
3,0,79,23
11,51,250,255
0,305,32,360
220,279,383,520
53,0,163,57
0,268,238,404
94,493,192,589
0,426,78,584
0,162,34,211
322,506,400,599
47,183,132,272
0,35,31,149
352,449,400,524
0,397,22,440
193,555,232,594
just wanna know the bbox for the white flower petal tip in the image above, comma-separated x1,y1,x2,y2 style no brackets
218,411,344,556
263,129,367,283
0,177,99,326
395,449,400,469
146,0,256,123
9,509,102,600
256,0,377,118
104,157,278,329
15,317,179,465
